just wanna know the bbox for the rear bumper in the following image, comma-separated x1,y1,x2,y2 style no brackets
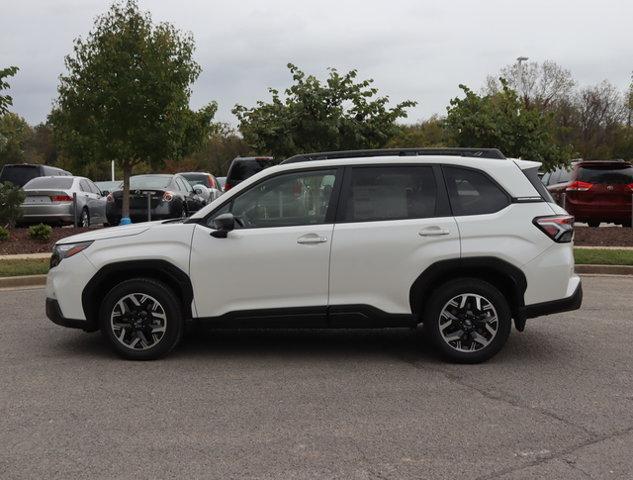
567,203,631,222
521,281,583,320
20,203,75,223
46,298,98,332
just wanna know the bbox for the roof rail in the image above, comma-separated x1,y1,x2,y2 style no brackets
281,148,506,164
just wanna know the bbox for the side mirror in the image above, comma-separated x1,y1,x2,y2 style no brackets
210,213,235,238
101,190,110,196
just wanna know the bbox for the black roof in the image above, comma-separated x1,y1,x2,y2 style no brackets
281,148,506,164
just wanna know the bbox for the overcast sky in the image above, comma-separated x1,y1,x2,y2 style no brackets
2,0,632,126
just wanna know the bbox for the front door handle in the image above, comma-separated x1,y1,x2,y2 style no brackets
419,226,450,237
297,234,328,244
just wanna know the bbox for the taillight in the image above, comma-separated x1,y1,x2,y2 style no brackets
627,183,633,192
106,193,114,203
224,182,232,191
533,215,574,243
208,175,216,189
566,181,593,192
50,195,72,202
162,191,174,202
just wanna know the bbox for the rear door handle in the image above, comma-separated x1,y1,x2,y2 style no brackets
297,234,328,244
419,227,450,237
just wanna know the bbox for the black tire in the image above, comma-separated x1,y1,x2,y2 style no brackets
587,221,600,228
79,208,90,228
423,278,512,364
99,278,184,360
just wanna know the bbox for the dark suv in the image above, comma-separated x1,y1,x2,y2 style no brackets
542,160,632,227
0,163,72,187
224,156,275,191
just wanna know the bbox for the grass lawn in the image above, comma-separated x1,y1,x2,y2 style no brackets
0,258,50,277
0,248,631,278
573,248,633,266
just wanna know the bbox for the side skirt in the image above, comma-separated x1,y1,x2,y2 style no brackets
195,305,416,329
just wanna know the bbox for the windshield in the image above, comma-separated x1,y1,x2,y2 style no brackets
181,173,209,187
129,175,172,190
578,165,633,184
96,181,122,191
24,177,74,189
0,165,41,187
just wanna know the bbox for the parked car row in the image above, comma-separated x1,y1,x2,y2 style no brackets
542,160,633,227
0,156,277,227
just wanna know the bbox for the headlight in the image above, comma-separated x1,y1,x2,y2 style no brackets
50,241,94,268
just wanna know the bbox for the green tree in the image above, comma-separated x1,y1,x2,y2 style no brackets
50,0,216,219
0,181,26,227
445,79,573,170
0,113,33,166
172,123,252,176
233,63,416,159
0,66,19,116
386,115,448,148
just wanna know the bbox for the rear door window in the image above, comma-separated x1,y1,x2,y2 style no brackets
443,167,510,216
341,166,439,222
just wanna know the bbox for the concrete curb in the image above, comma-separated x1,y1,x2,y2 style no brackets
575,264,633,275
0,253,50,260
0,274,47,289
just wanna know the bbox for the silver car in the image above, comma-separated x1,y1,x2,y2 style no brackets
20,176,107,227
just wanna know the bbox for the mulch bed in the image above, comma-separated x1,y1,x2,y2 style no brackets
0,224,631,255
574,226,633,247
0,227,99,255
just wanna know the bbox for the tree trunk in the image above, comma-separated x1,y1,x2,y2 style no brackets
122,161,132,219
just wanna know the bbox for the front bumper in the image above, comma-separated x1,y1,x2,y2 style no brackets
521,280,583,320
46,298,98,332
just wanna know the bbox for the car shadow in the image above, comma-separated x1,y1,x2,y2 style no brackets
53,325,563,365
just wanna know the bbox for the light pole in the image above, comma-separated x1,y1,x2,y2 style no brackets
516,56,529,100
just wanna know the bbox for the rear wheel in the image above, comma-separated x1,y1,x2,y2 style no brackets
79,208,90,227
588,221,600,228
423,279,512,363
99,278,184,360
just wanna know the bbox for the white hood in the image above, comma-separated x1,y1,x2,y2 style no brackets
55,223,161,244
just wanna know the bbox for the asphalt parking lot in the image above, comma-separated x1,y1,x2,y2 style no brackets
1,275,632,479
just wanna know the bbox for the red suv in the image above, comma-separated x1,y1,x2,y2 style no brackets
542,160,633,227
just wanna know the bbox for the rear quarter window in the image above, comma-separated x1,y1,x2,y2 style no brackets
443,166,510,216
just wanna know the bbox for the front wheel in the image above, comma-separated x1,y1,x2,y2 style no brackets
588,221,600,228
99,278,184,360
423,279,512,363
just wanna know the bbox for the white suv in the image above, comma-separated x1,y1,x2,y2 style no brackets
45,148,582,363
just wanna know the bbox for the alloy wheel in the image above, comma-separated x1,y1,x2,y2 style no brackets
438,293,498,352
80,210,89,227
110,293,167,350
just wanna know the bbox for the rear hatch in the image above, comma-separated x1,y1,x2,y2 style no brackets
568,161,633,206
112,189,167,209
23,190,73,205
0,165,42,187
226,157,275,190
